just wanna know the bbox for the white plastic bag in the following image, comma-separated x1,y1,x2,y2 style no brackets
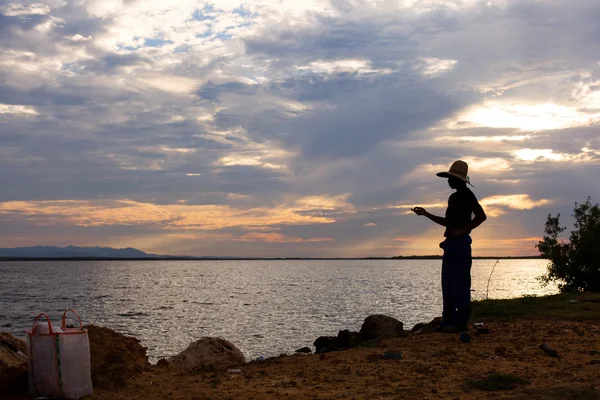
27,310,93,399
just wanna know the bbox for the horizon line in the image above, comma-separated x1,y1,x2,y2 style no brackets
0,255,544,261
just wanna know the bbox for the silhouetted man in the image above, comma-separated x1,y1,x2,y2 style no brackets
411,160,486,333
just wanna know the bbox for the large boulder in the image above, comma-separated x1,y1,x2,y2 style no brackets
0,332,28,395
87,325,150,389
168,338,245,373
360,315,404,341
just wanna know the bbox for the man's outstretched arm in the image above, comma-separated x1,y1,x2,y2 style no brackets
411,207,446,227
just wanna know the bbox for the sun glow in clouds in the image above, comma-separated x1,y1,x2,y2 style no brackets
236,232,334,243
452,102,600,131
571,79,600,108
480,194,551,217
0,104,39,115
295,194,353,211
480,194,551,210
513,148,564,162
215,155,286,170
436,135,531,142
296,59,393,76
419,57,458,77
0,197,349,230
513,148,600,163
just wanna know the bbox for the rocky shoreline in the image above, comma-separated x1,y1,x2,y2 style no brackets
3,295,600,399
1,314,412,394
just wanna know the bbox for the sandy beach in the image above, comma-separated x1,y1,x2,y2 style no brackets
84,319,600,400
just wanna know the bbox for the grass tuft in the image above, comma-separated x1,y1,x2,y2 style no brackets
516,387,600,400
470,292,600,322
468,373,530,391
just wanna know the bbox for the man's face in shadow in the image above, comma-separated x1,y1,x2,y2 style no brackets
448,176,462,189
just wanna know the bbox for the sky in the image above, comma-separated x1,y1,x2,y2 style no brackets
1,0,599,257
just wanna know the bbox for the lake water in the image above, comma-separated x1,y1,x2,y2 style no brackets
0,259,555,362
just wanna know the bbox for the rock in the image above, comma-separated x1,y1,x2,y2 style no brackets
539,343,559,358
360,315,404,341
360,339,379,348
0,332,28,395
87,325,150,389
590,360,600,365
156,358,171,368
410,323,427,333
314,330,362,353
432,346,457,358
410,317,442,334
495,346,508,356
295,347,312,354
314,335,341,353
459,333,471,343
168,338,245,373
572,327,585,336
337,329,362,348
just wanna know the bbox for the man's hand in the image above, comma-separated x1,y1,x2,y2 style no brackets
412,207,447,227
411,207,427,216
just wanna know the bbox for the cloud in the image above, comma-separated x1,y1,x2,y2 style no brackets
0,104,38,115
480,194,552,217
235,232,334,243
0,195,352,230
418,57,458,77
1,0,600,256
296,58,395,76
513,147,600,163
449,102,600,131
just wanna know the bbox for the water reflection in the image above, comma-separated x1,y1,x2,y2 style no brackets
0,259,555,362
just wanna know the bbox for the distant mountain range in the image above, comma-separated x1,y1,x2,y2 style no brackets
0,245,154,259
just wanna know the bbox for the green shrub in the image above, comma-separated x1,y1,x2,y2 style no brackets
537,197,600,292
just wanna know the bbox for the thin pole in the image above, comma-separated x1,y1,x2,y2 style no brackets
485,259,500,300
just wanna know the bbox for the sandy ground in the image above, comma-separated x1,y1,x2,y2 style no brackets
75,318,600,400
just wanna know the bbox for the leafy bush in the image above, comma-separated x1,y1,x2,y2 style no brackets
537,197,600,292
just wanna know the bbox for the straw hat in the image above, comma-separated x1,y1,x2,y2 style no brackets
436,160,472,185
